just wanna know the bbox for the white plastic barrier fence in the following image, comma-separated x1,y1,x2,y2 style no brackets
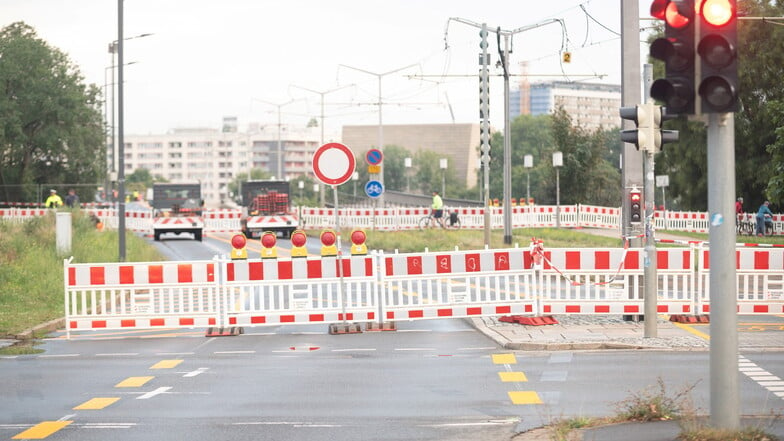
63,245,784,336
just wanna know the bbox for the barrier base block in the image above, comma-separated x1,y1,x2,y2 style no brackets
669,315,710,324
499,315,558,326
365,321,397,332
205,326,243,337
329,323,363,335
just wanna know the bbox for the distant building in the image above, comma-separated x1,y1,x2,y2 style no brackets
510,81,622,130
341,123,480,189
121,121,324,206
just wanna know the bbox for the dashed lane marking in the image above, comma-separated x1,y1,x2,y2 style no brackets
508,391,544,404
491,353,517,364
73,397,120,410
115,376,154,388
150,359,183,369
498,371,527,382
12,421,72,439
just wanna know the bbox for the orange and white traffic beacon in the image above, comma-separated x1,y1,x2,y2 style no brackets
320,229,338,257
529,238,544,270
260,231,278,259
349,229,367,256
230,233,248,260
290,229,308,258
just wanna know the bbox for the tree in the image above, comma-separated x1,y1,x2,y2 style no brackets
0,22,104,202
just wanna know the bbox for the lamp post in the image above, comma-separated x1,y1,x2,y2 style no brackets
338,63,418,207
524,154,533,207
553,151,563,228
404,157,412,193
439,158,448,197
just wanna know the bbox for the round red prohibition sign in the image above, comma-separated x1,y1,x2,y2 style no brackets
312,142,356,185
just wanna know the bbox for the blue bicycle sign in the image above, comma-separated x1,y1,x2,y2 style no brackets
365,180,384,198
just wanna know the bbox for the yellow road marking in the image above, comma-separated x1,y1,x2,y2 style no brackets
73,397,120,410
508,391,543,404
492,353,517,365
498,371,527,382
673,322,711,340
13,421,72,439
115,376,154,387
151,359,183,369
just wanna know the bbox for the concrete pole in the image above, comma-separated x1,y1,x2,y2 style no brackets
708,112,739,429
502,33,512,245
620,0,643,243
117,0,126,262
643,64,657,338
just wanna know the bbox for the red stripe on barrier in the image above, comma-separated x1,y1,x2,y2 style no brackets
465,253,481,272
149,265,163,283
657,250,669,270
90,266,105,285
565,305,581,313
365,257,373,276
595,305,610,313
495,252,510,271
280,315,295,323
278,261,293,279
385,257,394,276
150,318,165,326
179,318,194,326
251,316,266,324
207,263,215,282
177,264,193,283
249,262,263,280
121,319,136,327
92,320,107,328
467,307,482,315
409,310,424,318
565,251,581,270
623,305,640,313
209,318,217,325
227,263,235,281
437,309,453,317
68,267,76,286
309,314,325,322
120,266,134,284
407,256,422,275
596,251,610,270
625,250,640,270
69,321,77,329
340,258,351,277
754,251,768,270
307,260,322,278
436,254,452,273
753,305,769,313
338,313,355,321
495,305,511,314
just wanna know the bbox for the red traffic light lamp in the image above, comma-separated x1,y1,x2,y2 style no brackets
630,190,643,224
650,0,697,116
697,0,738,113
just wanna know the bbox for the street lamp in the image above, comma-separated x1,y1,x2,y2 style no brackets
524,154,533,207
439,158,448,197
553,151,563,228
404,157,412,193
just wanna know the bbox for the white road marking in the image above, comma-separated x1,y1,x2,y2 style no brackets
183,367,209,377
137,387,172,400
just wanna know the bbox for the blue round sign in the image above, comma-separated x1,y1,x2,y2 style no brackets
366,149,383,166
365,180,384,198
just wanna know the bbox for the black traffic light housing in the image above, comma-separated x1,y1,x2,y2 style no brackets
697,0,739,113
630,190,643,224
650,0,696,116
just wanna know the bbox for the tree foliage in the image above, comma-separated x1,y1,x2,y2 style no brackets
0,22,104,202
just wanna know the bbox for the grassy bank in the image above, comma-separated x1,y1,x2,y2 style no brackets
0,211,163,337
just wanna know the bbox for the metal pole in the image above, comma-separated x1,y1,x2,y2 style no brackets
620,0,643,244
481,23,491,248
276,106,282,179
117,0,126,262
502,33,512,245
708,112,739,429
643,64,657,338
555,167,560,228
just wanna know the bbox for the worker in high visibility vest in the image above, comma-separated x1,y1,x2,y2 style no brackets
45,189,63,208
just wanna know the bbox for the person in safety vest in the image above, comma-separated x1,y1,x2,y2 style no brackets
431,190,444,228
45,189,63,208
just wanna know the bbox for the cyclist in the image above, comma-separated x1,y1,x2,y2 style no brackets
431,190,444,228
756,201,773,237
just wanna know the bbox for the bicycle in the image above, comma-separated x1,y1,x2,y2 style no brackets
736,213,755,236
418,208,461,230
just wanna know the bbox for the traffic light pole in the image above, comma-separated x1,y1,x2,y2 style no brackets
642,65,657,338
707,112,739,430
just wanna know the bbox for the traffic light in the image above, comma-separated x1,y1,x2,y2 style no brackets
650,0,696,116
697,0,738,112
652,105,680,150
630,189,643,224
620,103,653,151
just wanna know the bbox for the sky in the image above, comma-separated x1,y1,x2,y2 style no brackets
3,0,653,137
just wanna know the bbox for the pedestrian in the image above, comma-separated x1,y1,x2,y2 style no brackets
431,190,444,228
44,189,63,208
756,200,773,237
65,189,79,208
735,197,744,225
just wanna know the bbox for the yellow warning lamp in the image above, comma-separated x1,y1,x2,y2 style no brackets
290,230,308,258
230,233,248,260
320,230,337,257
260,231,278,259
349,229,367,256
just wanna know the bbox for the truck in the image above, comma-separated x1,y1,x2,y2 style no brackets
238,180,298,239
150,183,204,241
